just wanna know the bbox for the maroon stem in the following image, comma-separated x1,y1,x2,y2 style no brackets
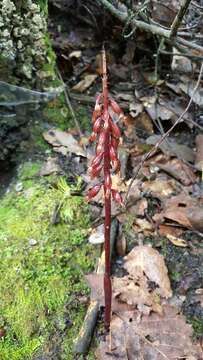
102,47,112,331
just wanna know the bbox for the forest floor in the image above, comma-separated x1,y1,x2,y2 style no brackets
0,1,203,359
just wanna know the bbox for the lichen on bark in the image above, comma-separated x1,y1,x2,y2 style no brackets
0,0,55,89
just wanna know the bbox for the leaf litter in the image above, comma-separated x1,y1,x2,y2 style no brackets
96,305,202,360
46,4,203,355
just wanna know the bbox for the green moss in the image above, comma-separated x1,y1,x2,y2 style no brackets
188,317,203,339
0,166,96,359
19,162,41,179
170,270,181,282
43,93,91,132
35,0,48,15
43,94,71,130
76,106,91,132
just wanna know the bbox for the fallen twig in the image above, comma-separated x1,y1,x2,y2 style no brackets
56,68,83,137
170,0,192,38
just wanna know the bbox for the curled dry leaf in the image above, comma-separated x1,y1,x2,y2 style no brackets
158,224,184,238
123,245,172,298
166,234,188,247
43,129,86,157
157,159,196,186
133,218,153,233
72,74,97,92
154,193,203,231
142,178,176,198
96,305,201,360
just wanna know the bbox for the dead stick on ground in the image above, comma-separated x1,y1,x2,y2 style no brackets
73,220,118,355
56,68,83,138
170,0,192,38
124,62,203,204
98,0,203,54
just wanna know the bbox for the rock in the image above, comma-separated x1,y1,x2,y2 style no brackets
15,182,23,192
88,224,104,244
29,238,38,246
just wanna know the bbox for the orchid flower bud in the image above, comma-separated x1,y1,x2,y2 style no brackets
98,131,106,146
91,151,104,168
111,137,119,150
86,183,102,201
89,164,102,178
109,98,123,119
110,121,121,139
89,132,97,142
93,117,102,133
95,93,102,108
96,142,104,155
103,111,110,130
111,189,123,206
109,145,117,161
92,108,102,123
112,158,121,174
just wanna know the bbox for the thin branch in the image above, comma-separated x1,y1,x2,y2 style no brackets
191,1,203,10
97,0,203,54
124,62,203,204
160,49,203,60
56,68,83,138
170,0,192,38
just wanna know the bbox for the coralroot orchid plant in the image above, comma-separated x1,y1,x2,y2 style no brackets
86,48,123,331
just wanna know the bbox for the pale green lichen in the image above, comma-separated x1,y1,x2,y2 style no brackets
0,0,55,87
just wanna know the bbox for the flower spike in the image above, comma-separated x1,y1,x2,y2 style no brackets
86,47,123,331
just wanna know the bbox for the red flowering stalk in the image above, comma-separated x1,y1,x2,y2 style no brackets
86,48,123,331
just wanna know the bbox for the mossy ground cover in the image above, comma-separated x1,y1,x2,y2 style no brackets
0,162,96,359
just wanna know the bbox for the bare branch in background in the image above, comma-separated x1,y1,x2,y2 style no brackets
170,0,192,38
98,0,203,54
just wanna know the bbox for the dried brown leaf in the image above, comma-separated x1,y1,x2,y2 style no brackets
72,74,97,92
96,305,201,360
113,275,163,315
158,159,196,186
142,178,176,198
43,129,86,157
158,224,184,238
123,246,172,298
166,234,188,247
